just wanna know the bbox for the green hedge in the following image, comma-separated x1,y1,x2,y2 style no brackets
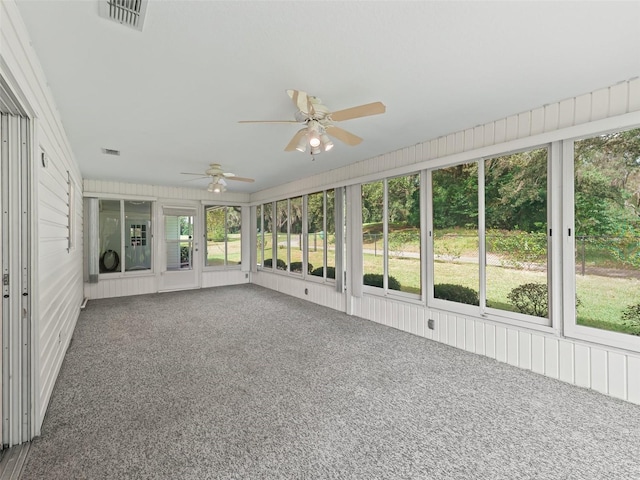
434,283,479,306
363,273,401,291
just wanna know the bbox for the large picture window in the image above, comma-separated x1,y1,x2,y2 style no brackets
362,174,421,296
307,190,336,280
205,205,242,267
573,127,640,337
432,163,479,306
484,148,548,319
430,147,548,323
99,199,152,274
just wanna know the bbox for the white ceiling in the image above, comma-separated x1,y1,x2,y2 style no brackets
15,1,640,194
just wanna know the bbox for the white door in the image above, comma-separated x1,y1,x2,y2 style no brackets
159,207,200,291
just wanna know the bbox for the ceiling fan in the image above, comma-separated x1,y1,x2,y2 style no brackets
239,89,385,154
180,163,254,193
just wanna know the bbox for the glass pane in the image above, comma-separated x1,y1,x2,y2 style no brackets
289,196,303,273
256,205,263,267
124,201,151,272
325,190,336,279
275,200,288,270
485,148,548,317
574,128,640,335
205,206,225,266
388,174,421,294
165,215,193,271
307,191,325,278
432,163,479,305
362,181,384,287
99,199,122,273
227,206,242,265
262,203,273,268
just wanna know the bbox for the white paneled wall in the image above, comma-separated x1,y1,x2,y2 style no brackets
83,180,250,204
83,180,251,299
202,270,248,288
251,78,640,406
252,79,640,204
1,0,85,433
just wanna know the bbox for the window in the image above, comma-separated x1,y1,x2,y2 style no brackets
362,174,421,296
205,205,242,267
430,147,548,323
484,148,548,320
275,199,288,270
289,196,303,273
572,127,640,338
431,163,479,305
99,199,152,273
307,190,336,280
258,202,273,269
165,214,193,271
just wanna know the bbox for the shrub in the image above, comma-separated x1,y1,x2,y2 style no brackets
363,273,401,291
310,266,336,279
489,231,547,270
507,282,548,317
290,261,313,274
263,258,287,270
622,304,640,335
434,283,479,306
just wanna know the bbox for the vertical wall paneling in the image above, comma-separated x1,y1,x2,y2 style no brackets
485,323,496,359
464,319,475,353
590,348,608,394
558,98,575,128
544,337,559,379
627,355,640,405
607,352,627,400
574,94,592,124
518,332,531,370
474,321,485,356
574,344,591,388
609,82,628,116
590,87,610,120
629,78,640,112
495,326,507,362
506,329,518,366
531,334,545,374
558,340,574,383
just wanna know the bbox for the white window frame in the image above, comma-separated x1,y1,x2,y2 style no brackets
561,131,640,353
203,204,243,270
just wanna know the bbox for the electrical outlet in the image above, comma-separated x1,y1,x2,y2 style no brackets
427,319,435,330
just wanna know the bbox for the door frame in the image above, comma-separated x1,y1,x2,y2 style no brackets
158,203,202,292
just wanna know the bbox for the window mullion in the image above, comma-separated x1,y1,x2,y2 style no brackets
478,160,486,314
383,179,389,292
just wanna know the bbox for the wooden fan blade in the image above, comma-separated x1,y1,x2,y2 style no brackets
238,120,299,124
285,128,308,151
325,125,363,146
226,176,255,183
287,89,310,115
181,176,209,182
329,101,386,122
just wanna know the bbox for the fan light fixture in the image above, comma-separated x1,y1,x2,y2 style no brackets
296,122,334,154
207,175,226,193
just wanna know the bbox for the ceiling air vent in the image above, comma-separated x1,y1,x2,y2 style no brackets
102,148,121,156
99,0,148,32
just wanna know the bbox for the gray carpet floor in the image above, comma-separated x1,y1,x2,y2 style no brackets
21,284,640,479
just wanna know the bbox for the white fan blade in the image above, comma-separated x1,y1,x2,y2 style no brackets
287,89,311,115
